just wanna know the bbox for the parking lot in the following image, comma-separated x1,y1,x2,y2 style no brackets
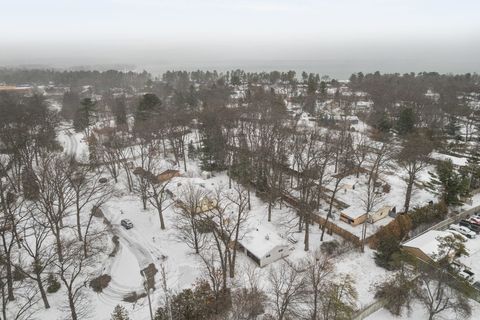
446,212,480,286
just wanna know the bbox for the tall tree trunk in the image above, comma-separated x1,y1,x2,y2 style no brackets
76,200,83,241
304,212,310,251
268,201,272,222
404,175,414,214
5,259,14,301
55,230,63,262
158,203,165,230
67,291,78,320
36,273,50,309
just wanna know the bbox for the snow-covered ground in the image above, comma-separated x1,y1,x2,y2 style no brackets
41,156,393,320
367,300,480,320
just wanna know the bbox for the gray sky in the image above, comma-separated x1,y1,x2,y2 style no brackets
1,0,479,77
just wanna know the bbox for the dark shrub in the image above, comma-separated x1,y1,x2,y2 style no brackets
47,274,61,293
90,274,111,293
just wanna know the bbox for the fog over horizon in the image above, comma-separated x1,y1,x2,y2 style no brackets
1,0,479,78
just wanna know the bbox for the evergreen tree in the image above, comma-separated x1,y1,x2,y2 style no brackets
61,90,80,120
187,140,197,159
446,116,460,138
88,134,99,166
135,93,161,123
73,98,96,132
427,160,470,206
113,97,127,126
307,73,317,95
396,108,415,135
111,305,130,320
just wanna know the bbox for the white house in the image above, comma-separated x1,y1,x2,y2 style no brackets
238,225,292,267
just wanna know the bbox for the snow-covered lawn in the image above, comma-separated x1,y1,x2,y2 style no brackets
76,158,394,319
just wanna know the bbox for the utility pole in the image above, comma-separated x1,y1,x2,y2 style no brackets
142,270,154,320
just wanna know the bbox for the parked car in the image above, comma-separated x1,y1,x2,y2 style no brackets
469,216,480,225
121,219,133,229
459,219,480,233
449,224,476,239
473,281,480,291
459,268,475,283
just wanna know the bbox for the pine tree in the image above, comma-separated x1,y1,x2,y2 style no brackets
427,159,470,206
111,305,130,320
73,98,96,132
397,108,415,135
446,116,460,138
187,140,196,160
88,134,99,166
113,97,127,125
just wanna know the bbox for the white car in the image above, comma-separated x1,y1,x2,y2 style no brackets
449,224,476,239
121,219,133,229
459,268,475,283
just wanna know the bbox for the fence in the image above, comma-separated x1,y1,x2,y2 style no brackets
282,193,364,246
352,299,387,320
312,213,363,246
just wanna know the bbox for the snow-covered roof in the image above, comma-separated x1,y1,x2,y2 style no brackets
402,230,451,258
341,205,366,219
239,223,288,259
431,152,468,167
356,100,373,106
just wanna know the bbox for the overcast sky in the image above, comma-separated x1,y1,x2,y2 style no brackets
1,0,479,77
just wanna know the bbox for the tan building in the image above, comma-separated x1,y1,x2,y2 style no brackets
340,206,367,226
402,230,453,263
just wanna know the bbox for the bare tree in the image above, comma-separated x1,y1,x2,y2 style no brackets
16,213,55,309
397,133,432,213
303,252,334,319
173,184,210,254
360,143,391,252
0,272,41,320
132,139,160,210
67,163,113,242
146,172,173,230
320,133,354,242
33,154,76,262
352,134,369,178
55,238,96,320
198,250,230,316
0,176,26,301
230,263,267,320
319,274,357,320
223,183,250,278
415,234,472,320
267,262,306,320
291,130,323,251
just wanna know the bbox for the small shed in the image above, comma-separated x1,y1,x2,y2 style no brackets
368,206,396,223
238,225,292,267
340,206,367,226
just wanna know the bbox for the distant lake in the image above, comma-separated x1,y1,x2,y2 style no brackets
136,59,480,80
